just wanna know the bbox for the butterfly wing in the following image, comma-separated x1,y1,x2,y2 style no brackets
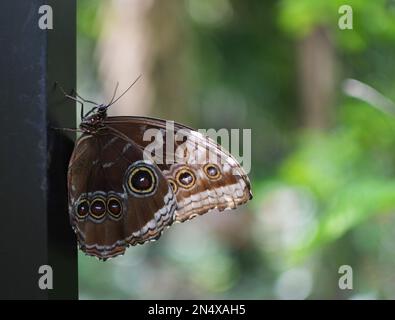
68,128,176,260
105,116,252,222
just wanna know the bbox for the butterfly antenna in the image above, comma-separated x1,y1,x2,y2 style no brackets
108,75,142,107
108,81,119,106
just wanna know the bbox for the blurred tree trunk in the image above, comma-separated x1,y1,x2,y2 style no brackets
297,26,336,129
96,0,188,120
147,1,189,120
97,0,153,116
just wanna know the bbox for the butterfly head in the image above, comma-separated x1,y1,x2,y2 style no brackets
80,104,108,133
72,77,143,134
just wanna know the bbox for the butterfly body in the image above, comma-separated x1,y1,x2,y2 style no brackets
78,106,107,133
67,100,252,260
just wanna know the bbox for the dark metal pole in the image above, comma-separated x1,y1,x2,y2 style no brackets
0,0,78,299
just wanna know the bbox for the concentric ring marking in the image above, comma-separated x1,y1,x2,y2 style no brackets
203,163,222,180
90,196,107,220
125,161,158,197
175,167,196,189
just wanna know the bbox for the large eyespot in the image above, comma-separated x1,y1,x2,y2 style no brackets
107,197,123,220
204,163,221,180
76,198,90,220
175,167,196,189
168,178,178,193
126,161,158,197
90,196,107,220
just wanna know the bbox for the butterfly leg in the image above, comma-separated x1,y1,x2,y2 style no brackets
57,84,87,120
72,90,100,107
51,127,84,133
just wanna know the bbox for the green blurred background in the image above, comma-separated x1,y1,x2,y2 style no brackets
77,0,395,299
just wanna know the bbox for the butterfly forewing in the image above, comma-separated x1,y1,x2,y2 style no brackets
68,128,176,260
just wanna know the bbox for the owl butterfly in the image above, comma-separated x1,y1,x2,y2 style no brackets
66,79,252,260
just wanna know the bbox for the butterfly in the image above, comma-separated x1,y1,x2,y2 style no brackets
64,78,252,260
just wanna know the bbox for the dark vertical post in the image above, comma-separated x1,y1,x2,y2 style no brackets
0,0,78,299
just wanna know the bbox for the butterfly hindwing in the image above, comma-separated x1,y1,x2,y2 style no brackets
105,116,252,222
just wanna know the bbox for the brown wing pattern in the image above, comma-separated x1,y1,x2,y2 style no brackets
68,128,176,260
105,116,252,222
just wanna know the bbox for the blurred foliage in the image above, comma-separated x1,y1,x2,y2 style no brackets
77,0,395,299
279,0,395,51
277,101,395,261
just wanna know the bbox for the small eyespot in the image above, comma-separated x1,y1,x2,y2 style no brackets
76,199,89,220
90,197,106,219
204,164,221,180
176,167,196,189
126,162,158,196
107,197,122,219
168,178,178,193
